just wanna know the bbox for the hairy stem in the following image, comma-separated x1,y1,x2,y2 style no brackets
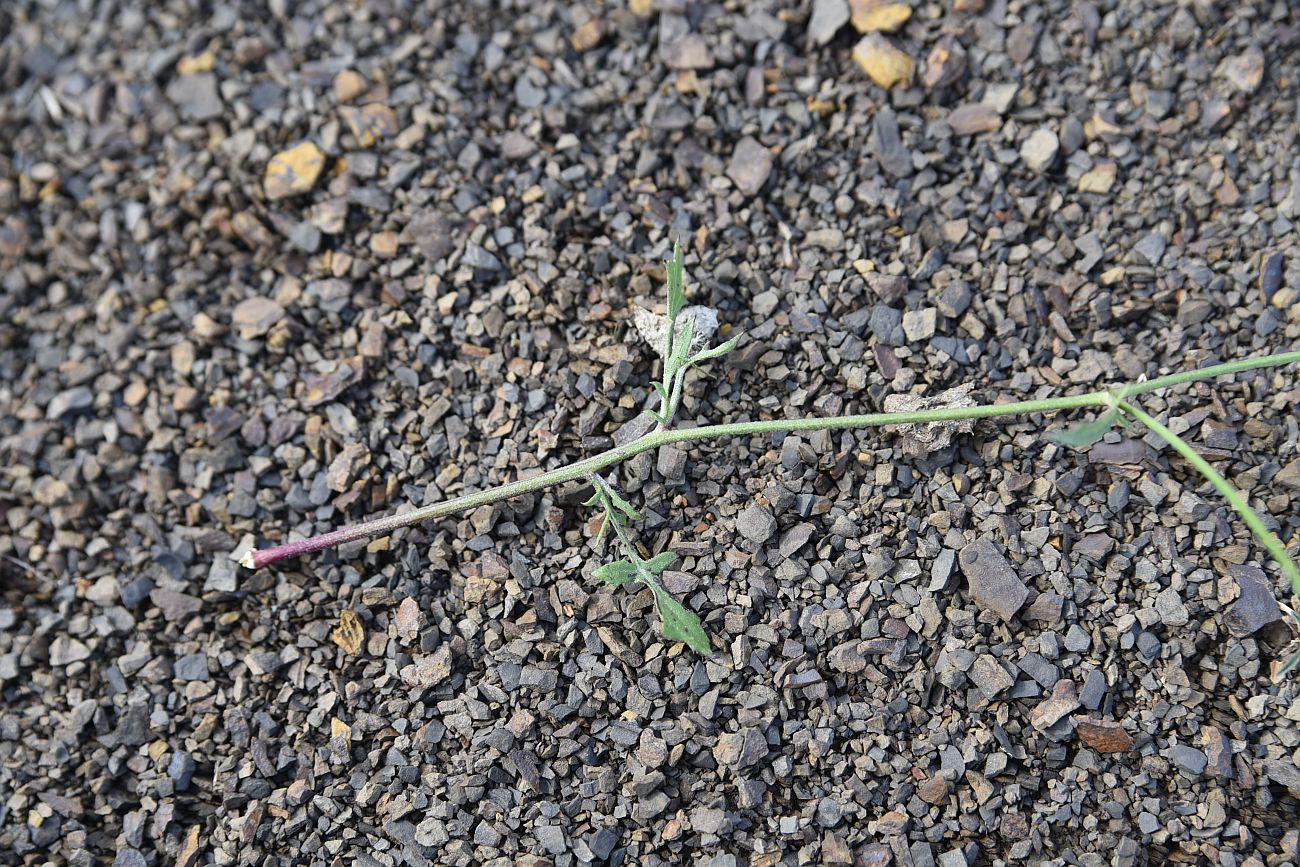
242,351,1300,569
1117,400,1300,600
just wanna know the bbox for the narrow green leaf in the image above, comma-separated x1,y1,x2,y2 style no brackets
643,551,677,575
666,241,685,322
668,318,695,371
651,381,669,402
594,511,611,544
1046,406,1120,450
605,487,641,522
650,584,710,653
593,559,638,585
688,334,740,367
582,491,601,507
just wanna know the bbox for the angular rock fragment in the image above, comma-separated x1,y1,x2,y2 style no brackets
849,0,911,33
1073,717,1134,752
264,142,326,200
1224,565,1283,636
853,33,913,89
727,136,774,196
231,296,284,339
808,0,850,45
946,104,1001,135
1030,680,1080,730
958,537,1029,621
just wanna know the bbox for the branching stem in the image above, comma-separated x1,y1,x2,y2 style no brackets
1117,400,1300,600
242,350,1300,569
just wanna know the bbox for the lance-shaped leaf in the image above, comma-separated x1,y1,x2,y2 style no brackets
665,317,696,378
1046,405,1121,450
688,334,740,367
593,559,638,585
650,583,710,653
593,510,612,544
643,551,678,575
666,241,685,324
604,487,641,522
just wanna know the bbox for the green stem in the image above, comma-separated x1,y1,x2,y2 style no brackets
1117,400,1300,601
242,350,1300,569
592,475,660,589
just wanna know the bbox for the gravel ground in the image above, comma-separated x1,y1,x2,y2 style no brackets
3,0,1300,865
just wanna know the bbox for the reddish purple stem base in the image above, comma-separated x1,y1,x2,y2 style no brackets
240,526,371,570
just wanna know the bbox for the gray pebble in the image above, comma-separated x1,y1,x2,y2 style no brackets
959,538,1029,622
168,750,196,790
807,0,849,46
736,503,777,543
969,655,1016,699
536,824,567,855
46,386,93,419
165,73,223,121
1169,744,1207,776
1064,624,1091,653
868,303,904,346
114,850,147,867
1153,587,1189,627
815,797,842,827
1133,232,1167,265
1224,565,1284,636
173,652,210,682
1079,669,1107,710
727,136,774,197
1020,127,1059,172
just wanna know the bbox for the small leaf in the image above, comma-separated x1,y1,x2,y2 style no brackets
643,551,678,575
651,381,669,402
594,511,611,544
688,334,740,366
582,491,601,507
666,240,685,323
668,318,695,371
593,559,638,585
651,584,710,654
605,487,641,522
1046,406,1120,450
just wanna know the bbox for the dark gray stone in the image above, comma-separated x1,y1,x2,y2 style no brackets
165,73,223,121
174,653,210,682
1224,565,1283,636
736,504,777,543
168,750,196,790
959,538,1029,621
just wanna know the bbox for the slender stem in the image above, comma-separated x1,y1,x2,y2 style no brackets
666,365,687,425
1121,352,1300,396
242,351,1300,569
591,475,660,589
1117,400,1300,600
